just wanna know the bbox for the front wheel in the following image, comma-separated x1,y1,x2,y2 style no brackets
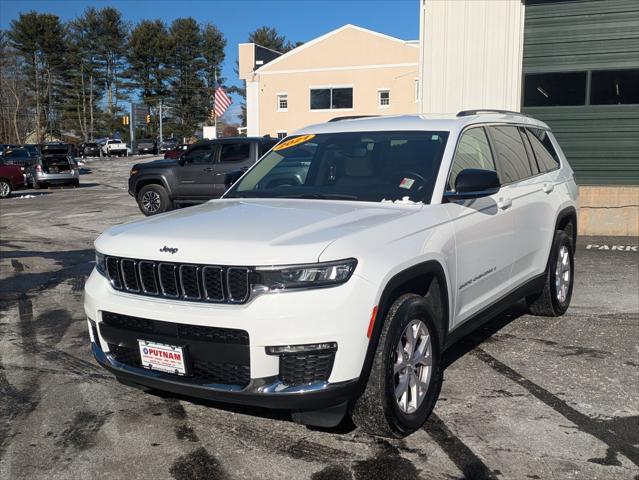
137,184,172,216
352,294,442,438
527,230,574,316
0,180,11,198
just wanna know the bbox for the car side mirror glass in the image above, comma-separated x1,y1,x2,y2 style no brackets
444,169,500,201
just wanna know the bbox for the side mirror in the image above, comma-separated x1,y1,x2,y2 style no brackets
444,169,500,201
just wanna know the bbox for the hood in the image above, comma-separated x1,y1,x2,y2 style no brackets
136,158,177,169
95,198,422,265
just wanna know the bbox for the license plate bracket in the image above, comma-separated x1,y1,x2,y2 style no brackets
138,340,187,376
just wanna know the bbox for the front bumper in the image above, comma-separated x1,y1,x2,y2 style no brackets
85,269,376,410
91,340,359,409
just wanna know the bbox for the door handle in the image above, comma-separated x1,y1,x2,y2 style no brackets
202,167,214,172
542,183,554,194
497,197,512,210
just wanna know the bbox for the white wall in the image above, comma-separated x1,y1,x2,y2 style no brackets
419,0,525,114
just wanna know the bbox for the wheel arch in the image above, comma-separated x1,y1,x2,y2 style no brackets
134,176,171,196
555,206,577,251
357,260,450,391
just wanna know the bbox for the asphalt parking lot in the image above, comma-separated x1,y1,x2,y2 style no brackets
1,156,638,480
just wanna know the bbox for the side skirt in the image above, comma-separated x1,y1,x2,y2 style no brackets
443,274,545,350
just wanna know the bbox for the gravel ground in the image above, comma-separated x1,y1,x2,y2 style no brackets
1,156,638,480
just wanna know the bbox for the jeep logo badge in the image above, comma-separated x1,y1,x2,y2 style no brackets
159,246,178,254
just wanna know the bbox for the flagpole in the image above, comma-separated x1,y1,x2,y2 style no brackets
214,68,217,139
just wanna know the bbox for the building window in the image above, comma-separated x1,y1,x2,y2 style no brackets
590,69,639,105
378,89,390,107
310,87,353,110
523,72,587,107
277,93,288,111
276,131,287,139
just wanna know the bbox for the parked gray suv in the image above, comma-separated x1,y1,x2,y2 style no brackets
128,137,278,215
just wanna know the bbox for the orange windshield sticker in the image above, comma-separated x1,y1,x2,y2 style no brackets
273,134,316,151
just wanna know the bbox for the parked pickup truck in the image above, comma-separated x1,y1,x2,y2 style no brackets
101,139,127,157
128,136,277,215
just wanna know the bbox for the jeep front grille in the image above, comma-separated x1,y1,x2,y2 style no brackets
104,256,251,304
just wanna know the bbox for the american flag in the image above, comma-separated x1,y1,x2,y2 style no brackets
213,87,232,118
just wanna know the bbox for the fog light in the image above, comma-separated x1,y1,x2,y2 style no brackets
265,342,337,355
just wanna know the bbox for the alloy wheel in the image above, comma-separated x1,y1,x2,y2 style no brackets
393,319,433,414
555,245,571,303
0,181,10,197
142,191,161,213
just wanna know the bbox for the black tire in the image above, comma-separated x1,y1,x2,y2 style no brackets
0,179,12,198
352,294,442,438
526,230,574,316
137,184,171,216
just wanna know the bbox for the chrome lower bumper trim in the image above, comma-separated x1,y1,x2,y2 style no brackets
92,341,351,397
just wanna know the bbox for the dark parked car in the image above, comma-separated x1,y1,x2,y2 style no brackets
137,139,157,155
1,147,37,167
129,136,278,215
163,143,190,159
158,138,178,153
0,161,26,198
78,142,100,158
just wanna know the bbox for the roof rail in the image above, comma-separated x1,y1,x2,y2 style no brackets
328,115,380,122
456,109,529,118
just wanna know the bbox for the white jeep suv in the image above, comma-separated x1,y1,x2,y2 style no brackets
85,110,578,437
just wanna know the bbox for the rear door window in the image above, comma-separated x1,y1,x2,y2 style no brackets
489,126,533,183
525,128,560,173
448,127,496,190
220,143,251,163
182,145,214,164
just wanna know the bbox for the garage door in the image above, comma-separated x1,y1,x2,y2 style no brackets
522,0,639,185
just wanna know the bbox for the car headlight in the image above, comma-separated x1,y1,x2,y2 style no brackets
253,258,357,292
95,251,106,276
130,168,139,176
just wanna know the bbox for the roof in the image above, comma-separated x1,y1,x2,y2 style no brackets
198,136,276,145
294,113,550,136
255,24,418,74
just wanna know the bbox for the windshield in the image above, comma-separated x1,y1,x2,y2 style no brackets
226,131,449,203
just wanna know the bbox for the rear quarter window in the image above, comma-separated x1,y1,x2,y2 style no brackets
489,126,533,183
525,128,560,173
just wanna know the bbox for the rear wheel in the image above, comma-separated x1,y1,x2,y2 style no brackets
527,230,574,316
0,180,11,198
137,184,171,216
352,294,442,438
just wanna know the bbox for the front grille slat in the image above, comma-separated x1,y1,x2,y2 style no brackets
104,256,252,304
121,259,140,292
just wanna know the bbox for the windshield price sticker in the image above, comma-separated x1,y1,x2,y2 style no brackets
273,134,316,151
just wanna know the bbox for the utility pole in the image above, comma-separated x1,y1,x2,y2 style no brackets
159,99,163,144
129,102,135,153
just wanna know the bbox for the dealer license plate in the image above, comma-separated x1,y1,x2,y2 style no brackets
138,340,187,375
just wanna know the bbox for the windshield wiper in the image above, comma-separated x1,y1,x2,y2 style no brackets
278,193,359,200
